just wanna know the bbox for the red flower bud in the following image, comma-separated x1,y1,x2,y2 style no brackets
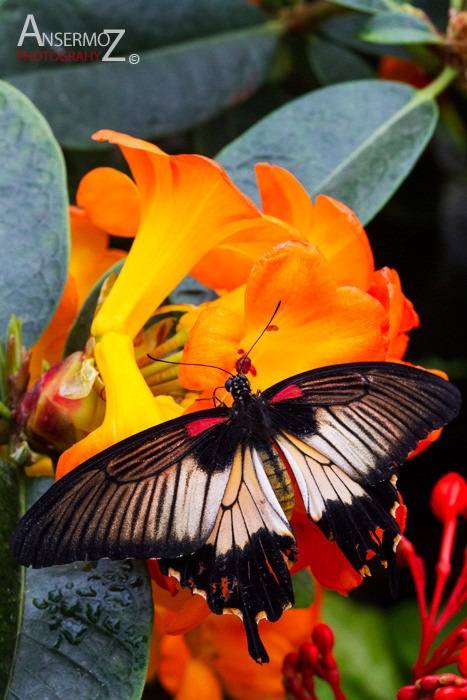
312,623,335,652
419,675,442,691
434,686,467,699
458,646,467,677
430,473,467,523
16,352,105,455
397,686,421,700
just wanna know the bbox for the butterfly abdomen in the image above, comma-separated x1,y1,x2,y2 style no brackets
257,444,295,520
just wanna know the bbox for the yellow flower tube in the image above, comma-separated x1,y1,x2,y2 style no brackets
90,130,267,339
56,331,183,479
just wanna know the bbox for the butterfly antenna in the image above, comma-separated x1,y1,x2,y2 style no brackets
146,355,235,378
239,301,281,373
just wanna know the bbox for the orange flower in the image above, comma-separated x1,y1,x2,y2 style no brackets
90,130,271,340
180,240,388,395
152,602,320,700
192,164,374,291
29,205,128,384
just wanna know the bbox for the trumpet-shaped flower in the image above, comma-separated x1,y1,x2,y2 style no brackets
90,130,277,339
180,240,389,394
191,164,375,291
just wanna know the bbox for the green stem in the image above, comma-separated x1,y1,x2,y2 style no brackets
0,400,13,422
450,0,464,12
411,65,460,106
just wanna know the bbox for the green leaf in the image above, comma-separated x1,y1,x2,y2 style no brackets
328,0,403,13
165,275,218,306
307,37,374,85
0,459,20,691
3,1,280,149
217,80,438,225
63,261,125,357
321,13,409,56
359,12,444,44
292,568,315,608
323,593,405,699
0,81,69,348
4,476,153,700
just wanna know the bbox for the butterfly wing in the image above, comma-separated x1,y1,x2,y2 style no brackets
263,362,461,577
159,438,297,664
10,407,236,567
263,362,461,485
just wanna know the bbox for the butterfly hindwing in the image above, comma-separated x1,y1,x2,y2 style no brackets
263,362,461,486
159,439,298,664
275,432,401,578
10,408,235,567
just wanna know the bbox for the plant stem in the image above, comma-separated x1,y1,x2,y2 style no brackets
414,65,460,104
0,400,12,422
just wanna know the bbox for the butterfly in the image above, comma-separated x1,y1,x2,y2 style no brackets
10,360,461,664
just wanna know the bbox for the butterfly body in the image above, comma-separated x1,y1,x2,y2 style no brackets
10,362,462,664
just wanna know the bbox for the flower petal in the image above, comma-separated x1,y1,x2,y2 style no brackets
368,267,419,359
191,215,299,291
256,164,374,289
69,206,126,306
76,167,141,238
241,241,388,389
179,306,246,391
29,274,79,384
91,130,262,339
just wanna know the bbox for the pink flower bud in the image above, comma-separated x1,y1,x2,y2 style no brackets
16,352,105,455
430,473,467,523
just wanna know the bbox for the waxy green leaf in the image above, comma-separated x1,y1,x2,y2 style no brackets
0,81,69,348
3,0,279,148
3,476,153,700
218,80,438,225
359,12,443,44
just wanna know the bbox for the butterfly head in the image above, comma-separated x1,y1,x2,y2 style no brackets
225,374,251,401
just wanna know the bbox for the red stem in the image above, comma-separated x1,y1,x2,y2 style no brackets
430,518,457,623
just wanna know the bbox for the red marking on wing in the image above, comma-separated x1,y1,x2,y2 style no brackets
270,384,304,402
186,415,228,437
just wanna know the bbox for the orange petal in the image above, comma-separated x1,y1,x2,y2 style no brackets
241,241,388,390
176,659,223,700
256,164,374,289
205,607,317,700
179,306,246,391
158,635,192,695
77,167,141,238
69,206,126,306
290,504,363,594
191,215,300,291
29,274,79,384
368,267,419,359
91,130,262,339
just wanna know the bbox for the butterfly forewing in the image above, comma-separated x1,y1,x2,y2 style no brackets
10,408,235,567
264,362,461,486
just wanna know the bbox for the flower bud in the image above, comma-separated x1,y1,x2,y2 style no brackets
430,473,467,524
16,352,105,455
397,686,421,700
458,645,467,677
312,623,335,652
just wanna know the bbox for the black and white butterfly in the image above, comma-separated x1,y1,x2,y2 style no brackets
10,361,461,663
